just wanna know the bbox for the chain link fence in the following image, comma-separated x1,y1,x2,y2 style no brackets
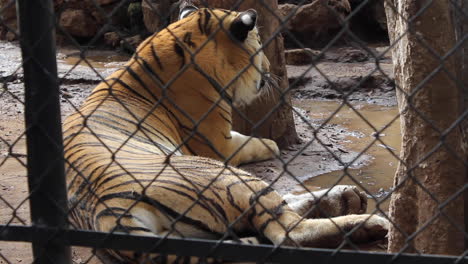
0,0,467,263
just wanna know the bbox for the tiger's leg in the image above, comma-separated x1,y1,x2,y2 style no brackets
283,185,368,218
94,204,218,264
230,180,388,248
227,131,279,166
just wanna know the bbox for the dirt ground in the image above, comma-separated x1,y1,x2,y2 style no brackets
0,40,396,263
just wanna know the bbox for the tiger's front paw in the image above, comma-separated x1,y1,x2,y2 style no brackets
229,132,279,165
258,138,280,160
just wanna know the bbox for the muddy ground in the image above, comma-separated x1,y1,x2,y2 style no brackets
0,41,396,263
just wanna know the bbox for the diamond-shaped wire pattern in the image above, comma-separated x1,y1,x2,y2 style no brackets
0,0,467,263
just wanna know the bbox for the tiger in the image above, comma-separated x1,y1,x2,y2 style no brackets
63,5,389,263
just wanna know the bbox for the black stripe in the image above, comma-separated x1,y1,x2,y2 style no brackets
159,186,223,223
218,112,232,125
203,9,212,35
173,42,185,69
249,187,275,206
197,16,204,34
104,179,153,192
225,179,262,213
96,207,133,220
98,191,221,235
150,45,164,70
126,67,159,102
84,117,172,154
106,77,155,105
258,200,287,217
88,109,178,152
114,225,152,233
134,56,165,87
193,66,233,104
156,178,225,204
64,132,155,156
183,32,196,48
258,218,275,235
226,188,245,214
68,158,107,194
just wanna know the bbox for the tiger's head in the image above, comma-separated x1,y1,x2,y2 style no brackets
170,6,272,107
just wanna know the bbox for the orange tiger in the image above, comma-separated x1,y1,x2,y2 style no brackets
63,5,388,263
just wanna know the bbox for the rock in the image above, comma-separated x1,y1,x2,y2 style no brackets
278,3,296,18
285,48,321,65
142,0,158,33
96,0,119,5
279,0,351,48
59,9,99,38
104,32,121,47
62,91,73,99
279,0,313,4
0,0,17,39
120,35,143,51
128,2,145,34
5,31,16,41
334,47,368,62
142,0,175,33
0,0,16,21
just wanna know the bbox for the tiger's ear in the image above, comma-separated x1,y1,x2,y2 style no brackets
229,9,257,42
178,5,198,20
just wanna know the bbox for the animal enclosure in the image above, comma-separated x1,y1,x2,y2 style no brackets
0,0,466,263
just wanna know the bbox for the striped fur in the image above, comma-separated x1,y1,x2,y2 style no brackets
64,7,389,263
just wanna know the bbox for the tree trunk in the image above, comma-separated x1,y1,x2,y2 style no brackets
195,0,299,147
451,0,468,249
385,0,465,255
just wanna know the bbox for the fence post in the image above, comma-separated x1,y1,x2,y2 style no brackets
17,0,71,263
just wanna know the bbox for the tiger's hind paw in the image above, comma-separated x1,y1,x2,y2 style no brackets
345,214,389,244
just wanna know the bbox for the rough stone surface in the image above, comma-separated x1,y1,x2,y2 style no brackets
279,0,351,48
285,48,321,65
96,0,119,5
121,35,143,51
142,0,160,33
0,0,16,21
385,0,465,255
142,0,174,33
5,31,16,41
104,32,121,47
0,0,17,40
59,9,99,38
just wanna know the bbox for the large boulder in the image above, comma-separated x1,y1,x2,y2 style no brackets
142,0,177,33
279,0,351,48
59,9,99,38
57,0,132,39
0,0,140,42
0,0,17,40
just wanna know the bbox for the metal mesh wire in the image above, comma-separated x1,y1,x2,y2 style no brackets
0,0,467,263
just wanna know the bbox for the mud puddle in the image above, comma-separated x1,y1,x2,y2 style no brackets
294,99,400,212
62,52,130,69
